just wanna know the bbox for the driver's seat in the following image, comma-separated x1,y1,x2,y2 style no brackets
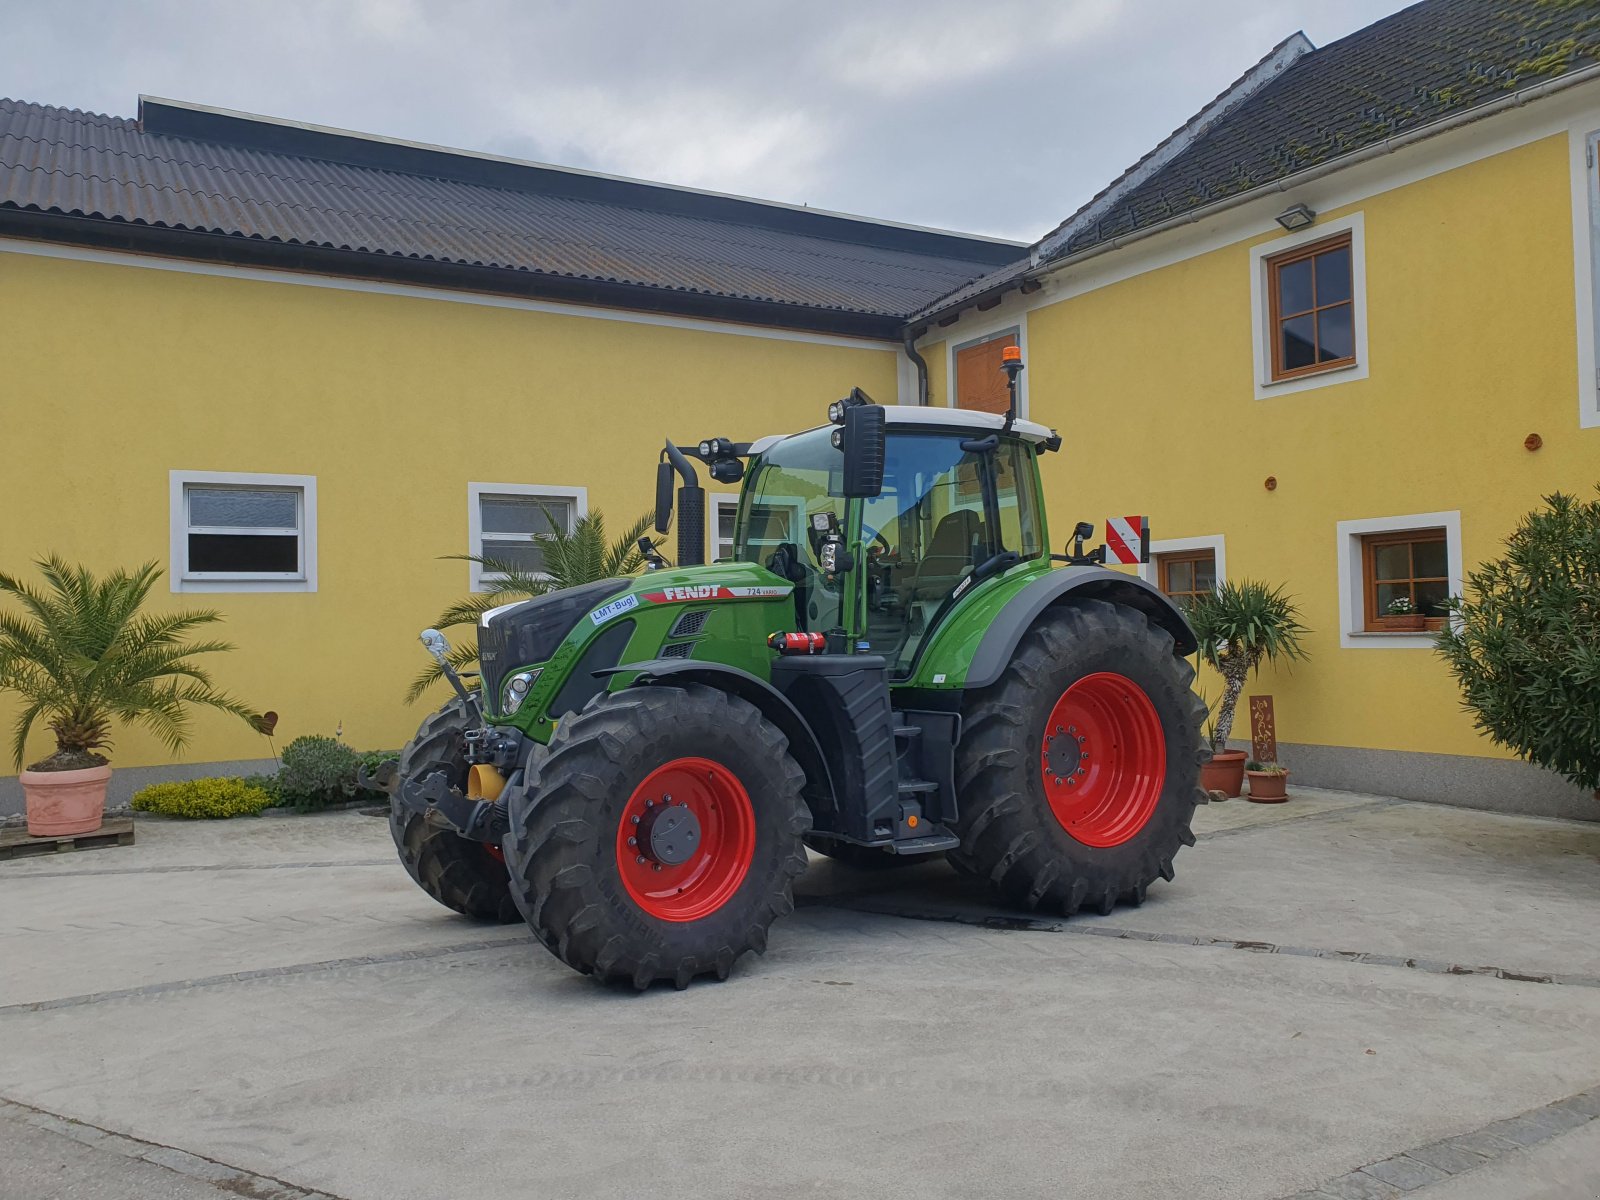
907,508,984,605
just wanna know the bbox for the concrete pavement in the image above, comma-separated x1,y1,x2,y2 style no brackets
3,790,1600,1199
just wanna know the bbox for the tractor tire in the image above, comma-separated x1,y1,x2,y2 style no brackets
388,696,520,924
504,685,810,990
804,836,918,870
951,599,1206,916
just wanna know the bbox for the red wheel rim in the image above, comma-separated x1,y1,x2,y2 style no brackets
616,756,755,922
1039,672,1165,848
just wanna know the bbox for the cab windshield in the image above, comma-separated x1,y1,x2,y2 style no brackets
734,426,844,631
733,425,1044,668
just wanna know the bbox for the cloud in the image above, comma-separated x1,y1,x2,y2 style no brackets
1,0,1416,241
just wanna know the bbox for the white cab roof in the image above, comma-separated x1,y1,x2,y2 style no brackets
748,407,1054,455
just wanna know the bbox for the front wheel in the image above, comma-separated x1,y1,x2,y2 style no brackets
504,685,810,989
950,600,1206,915
388,696,520,924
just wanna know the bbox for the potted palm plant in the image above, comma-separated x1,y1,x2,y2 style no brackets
1186,580,1309,797
0,558,259,836
408,508,659,702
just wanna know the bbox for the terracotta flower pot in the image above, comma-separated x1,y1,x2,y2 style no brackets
21,764,110,836
1200,749,1247,798
1246,769,1289,803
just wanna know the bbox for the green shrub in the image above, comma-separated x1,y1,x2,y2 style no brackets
240,771,284,806
278,735,362,810
131,778,274,819
1438,489,1600,794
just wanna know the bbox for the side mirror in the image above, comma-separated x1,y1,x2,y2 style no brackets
840,403,885,498
655,460,674,535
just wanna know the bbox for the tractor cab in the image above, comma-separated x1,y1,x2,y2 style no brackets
732,409,1056,677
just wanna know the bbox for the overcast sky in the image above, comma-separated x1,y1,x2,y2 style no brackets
4,0,1413,242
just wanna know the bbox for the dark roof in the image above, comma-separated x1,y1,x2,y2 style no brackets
0,97,1019,337
1045,0,1600,260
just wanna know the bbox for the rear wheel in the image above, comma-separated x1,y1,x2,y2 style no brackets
951,600,1206,915
505,685,809,989
388,696,520,924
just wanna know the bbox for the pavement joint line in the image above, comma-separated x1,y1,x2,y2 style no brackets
804,897,1600,989
1,1094,350,1199
1197,797,1407,840
2,858,394,879
0,935,532,1015
1277,1082,1600,1198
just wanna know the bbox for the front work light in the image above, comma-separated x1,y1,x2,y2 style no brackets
502,669,541,716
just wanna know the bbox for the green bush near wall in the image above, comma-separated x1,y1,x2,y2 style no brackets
131,778,275,819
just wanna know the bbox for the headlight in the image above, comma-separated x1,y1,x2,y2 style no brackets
501,670,540,715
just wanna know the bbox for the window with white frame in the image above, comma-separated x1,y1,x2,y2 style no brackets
169,471,316,593
1250,212,1367,400
1335,511,1462,649
711,493,739,561
1138,534,1226,609
468,483,586,591
1582,126,1600,429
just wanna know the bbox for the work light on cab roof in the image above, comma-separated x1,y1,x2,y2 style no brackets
363,348,1204,991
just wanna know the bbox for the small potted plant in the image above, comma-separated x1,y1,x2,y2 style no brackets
1381,596,1426,632
1245,760,1290,802
1187,580,1310,798
0,558,260,837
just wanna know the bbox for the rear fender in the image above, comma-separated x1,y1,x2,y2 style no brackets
598,660,839,814
967,566,1197,690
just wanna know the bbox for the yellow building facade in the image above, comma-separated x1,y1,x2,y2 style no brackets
0,243,901,779
912,75,1600,818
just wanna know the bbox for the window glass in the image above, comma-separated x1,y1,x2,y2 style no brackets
188,487,297,530
736,426,844,631
184,484,302,577
714,500,737,560
479,495,571,576
1271,233,1355,379
1157,549,1218,609
1363,529,1448,628
994,440,1043,559
860,433,989,674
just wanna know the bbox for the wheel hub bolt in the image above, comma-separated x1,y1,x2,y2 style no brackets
627,836,637,847
636,855,647,864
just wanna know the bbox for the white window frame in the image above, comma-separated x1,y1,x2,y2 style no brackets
1335,510,1463,650
945,321,1029,418
467,483,587,593
1569,120,1600,429
710,492,740,561
1138,534,1227,594
1250,211,1368,400
168,471,317,594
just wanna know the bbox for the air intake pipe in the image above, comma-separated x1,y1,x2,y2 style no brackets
659,441,706,566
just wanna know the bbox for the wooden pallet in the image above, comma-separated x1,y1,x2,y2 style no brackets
0,816,135,861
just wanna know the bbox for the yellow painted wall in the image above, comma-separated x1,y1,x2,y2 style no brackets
0,253,896,774
1019,132,1598,760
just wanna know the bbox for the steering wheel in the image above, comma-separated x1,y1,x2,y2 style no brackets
861,523,891,556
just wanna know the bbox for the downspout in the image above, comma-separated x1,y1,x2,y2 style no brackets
902,329,930,406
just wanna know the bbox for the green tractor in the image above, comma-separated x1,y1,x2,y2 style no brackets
366,350,1205,989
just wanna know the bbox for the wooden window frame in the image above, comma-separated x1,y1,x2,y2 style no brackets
1361,529,1448,632
1267,231,1355,382
1156,548,1217,608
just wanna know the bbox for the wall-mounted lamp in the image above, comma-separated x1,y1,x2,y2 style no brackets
1275,203,1317,232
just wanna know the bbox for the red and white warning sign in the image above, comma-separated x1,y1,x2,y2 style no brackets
1104,515,1150,565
